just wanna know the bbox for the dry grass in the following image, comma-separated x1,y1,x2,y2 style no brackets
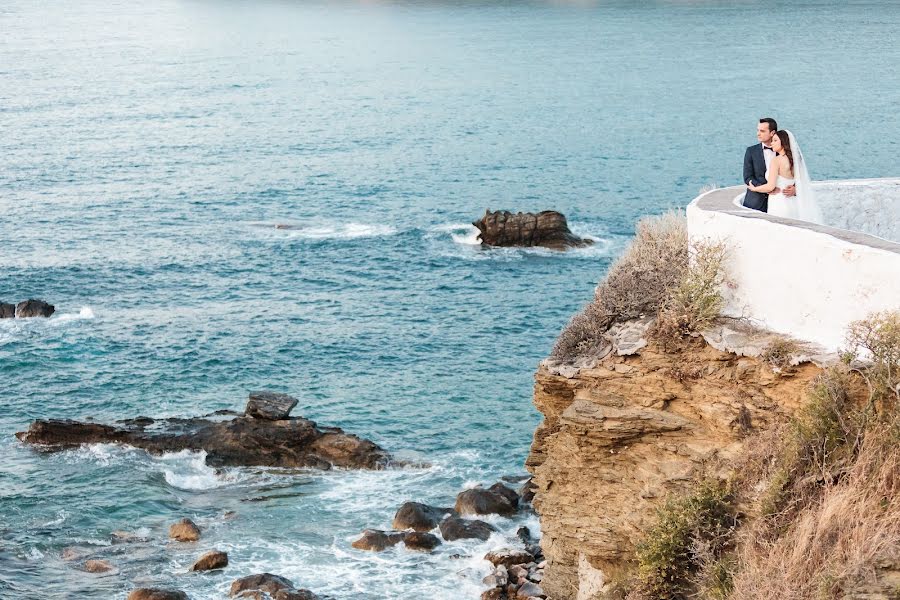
760,337,801,370
551,212,689,361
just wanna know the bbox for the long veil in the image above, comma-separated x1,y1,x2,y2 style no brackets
786,130,823,224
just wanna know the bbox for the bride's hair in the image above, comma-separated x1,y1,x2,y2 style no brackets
776,130,794,173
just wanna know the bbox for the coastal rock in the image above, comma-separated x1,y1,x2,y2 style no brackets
527,333,837,599
402,531,441,552
229,573,294,597
127,589,189,600
455,487,516,517
273,590,319,600
484,549,535,569
245,391,298,420
481,589,504,600
439,516,496,541
14,299,55,318
392,502,453,532
351,529,405,551
169,518,201,542
487,482,520,509
515,581,545,598
473,210,592,250
16,409,389,470
190,549,228,571
84,559,114,573
0,303,14,319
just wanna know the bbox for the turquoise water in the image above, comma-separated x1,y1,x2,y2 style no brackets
2,1,898,598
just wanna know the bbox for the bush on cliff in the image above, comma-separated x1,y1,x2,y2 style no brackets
845,310,900,405
551,212,688,361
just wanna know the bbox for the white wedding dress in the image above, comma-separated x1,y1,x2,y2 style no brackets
767,131,824,224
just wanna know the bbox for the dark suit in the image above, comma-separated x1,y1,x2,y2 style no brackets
743,143,769,212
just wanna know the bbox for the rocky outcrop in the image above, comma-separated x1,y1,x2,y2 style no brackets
16,393,389,469
473,210,592,250
0,299,54,318
527,333,828,599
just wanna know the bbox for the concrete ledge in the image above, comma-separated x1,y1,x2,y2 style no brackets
687,180,900,352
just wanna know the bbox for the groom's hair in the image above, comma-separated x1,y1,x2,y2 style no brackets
760,117,777,133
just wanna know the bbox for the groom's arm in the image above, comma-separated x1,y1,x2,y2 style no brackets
743,147,757,186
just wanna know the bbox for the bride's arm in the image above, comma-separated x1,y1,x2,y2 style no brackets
748,158,780,193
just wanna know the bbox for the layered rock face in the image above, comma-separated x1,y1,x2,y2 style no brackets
526,333,824,599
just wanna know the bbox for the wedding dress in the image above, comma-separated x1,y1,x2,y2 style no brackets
768,130,824,224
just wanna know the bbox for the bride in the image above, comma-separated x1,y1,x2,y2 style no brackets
747,129,823,224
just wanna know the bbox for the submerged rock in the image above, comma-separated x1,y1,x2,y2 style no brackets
16,397,390,470
473,210,592,250
14,299,55,318
84,559,114,573
439,516,497,541
127,589,188,600
392,502,454,532
190,549,228,571
169,518,201,542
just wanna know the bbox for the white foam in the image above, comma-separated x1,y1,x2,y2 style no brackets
254,222,399,240
156,450,234,491
55,306,95,321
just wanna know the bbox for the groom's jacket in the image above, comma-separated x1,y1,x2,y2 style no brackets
743,143,768,212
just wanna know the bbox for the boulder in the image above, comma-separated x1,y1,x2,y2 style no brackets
351,529,405,552
484,548,535,569
190,549,228,571
0,303,14,319
14,299,55,318
234,593,269,600
481,589,504,600
472,210,592,250
169,518,201,542
230,573,294,597
17,410,389,470
402,532,441,552
455,487,516,517
392,502,453,532
245,392,298,421
519,479,536,505
84,559,114,573
516,581,545,598
274,591,319,600
127,590,189,600
439,516,496,541
488,482,520,509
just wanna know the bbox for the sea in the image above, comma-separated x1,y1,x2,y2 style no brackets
1,0,898,598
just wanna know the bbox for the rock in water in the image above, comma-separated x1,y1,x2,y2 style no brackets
455,487,517,517
439,516,497,541
484,548,536,568
17,410,390,470
169,518,201,542
127,590,189,600
392,502,454,532
402,531,441,552
350,529,406,551
229,573,297,597
0,303,14,318
84,559,114,573
245,391,298,420
190,549,228,571
14,299,55,318
472,210,593,250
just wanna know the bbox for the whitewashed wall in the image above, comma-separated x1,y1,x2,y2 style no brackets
687,179,900,352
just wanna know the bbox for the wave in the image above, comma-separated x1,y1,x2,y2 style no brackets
54,306,95,321
251,221,400,241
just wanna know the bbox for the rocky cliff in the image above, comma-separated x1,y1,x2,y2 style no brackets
526,321,826,599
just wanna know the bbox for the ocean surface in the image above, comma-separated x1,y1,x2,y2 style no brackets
2,0,898,598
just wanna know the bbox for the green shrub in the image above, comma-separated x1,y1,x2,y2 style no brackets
845,310,900,404
654,240,727,342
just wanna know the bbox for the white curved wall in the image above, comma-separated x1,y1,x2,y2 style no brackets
815,178,900,243
687,179,900,352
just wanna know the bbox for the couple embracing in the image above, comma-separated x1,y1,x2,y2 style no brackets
742,117,822,224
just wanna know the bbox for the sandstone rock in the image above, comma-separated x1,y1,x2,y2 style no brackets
402,531,441,552
455,487,516,517
351,529,405,552
190,549,228,571
473,210,593,250
0,303,14,318
16,410,389,470
84,559,114,573
169,518,201,542
230,573,294,597
392,502,453,532
439,516,496,541
245,392,298,420
520,479,536,504
127,589,188,600
516,582,545,598
484,549,535,569
14,299,55,318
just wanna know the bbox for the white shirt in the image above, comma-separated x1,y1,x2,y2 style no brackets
762,143,775,175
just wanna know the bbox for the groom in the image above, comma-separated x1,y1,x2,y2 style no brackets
743,117,794,212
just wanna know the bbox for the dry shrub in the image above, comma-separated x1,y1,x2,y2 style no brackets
727,421,900,600
552,212,688,361
653,240,727,342
629,480,737,600
760,337,800,370
845,310,900,404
